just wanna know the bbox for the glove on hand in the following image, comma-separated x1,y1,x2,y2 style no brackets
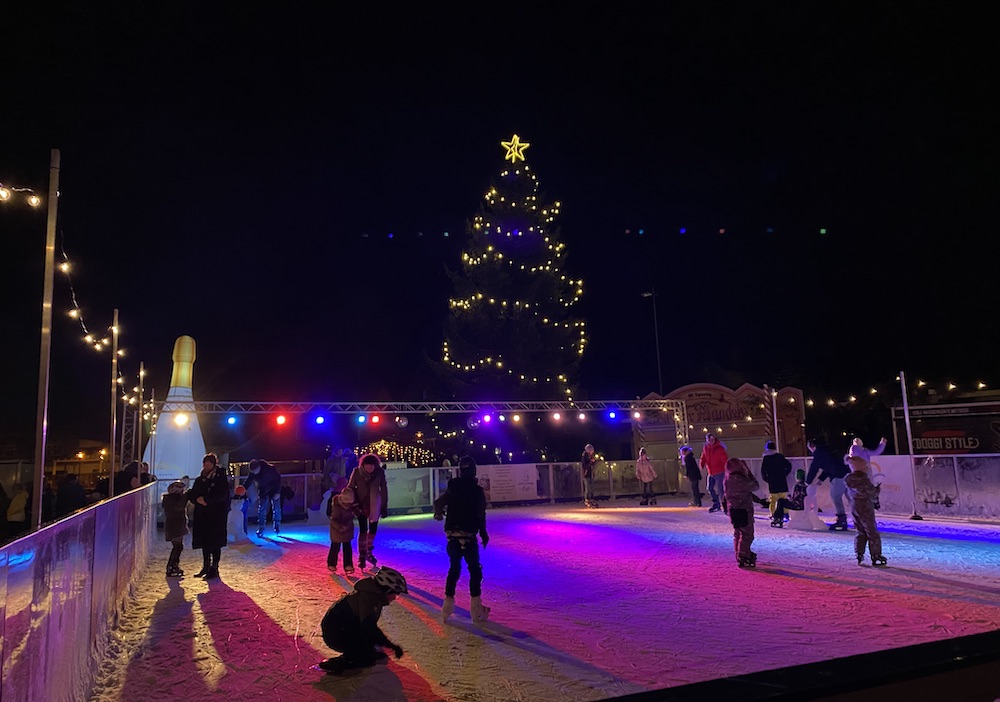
391,644,404,659
480,532,489,549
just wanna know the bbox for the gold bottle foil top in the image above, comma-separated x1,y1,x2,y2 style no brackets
169,335,196,389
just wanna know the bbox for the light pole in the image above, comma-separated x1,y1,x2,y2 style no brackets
641,288,663,395
1,149,58,531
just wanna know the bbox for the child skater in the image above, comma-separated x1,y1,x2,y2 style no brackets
770,469,808,528
434,456,490,623
328,486,357,574
162,481,189,577
723,457,760,568
679,445,702,506
318,567,407,674
635,447,657,505
845,455,887,566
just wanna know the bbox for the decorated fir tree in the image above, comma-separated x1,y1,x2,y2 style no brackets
440,135,587,401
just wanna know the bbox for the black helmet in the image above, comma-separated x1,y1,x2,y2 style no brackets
374,567,408,595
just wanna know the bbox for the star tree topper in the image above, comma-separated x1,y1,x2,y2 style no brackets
501,134,530,163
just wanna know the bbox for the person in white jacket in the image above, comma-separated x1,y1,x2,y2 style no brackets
846,437,887,467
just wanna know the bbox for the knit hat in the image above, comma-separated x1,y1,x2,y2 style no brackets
234,485,247,497
338,487,355,505
167,481,186,495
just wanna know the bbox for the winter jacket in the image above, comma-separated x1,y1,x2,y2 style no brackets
760,449,792,493
845,466,879,516
434,476,488,539
785,481,808,510
699,441,729,476
162,492,190,541
581,451,596,480
329,495,357,544
187,470,230,549
682,454,702,481
722,471,760,512
321,576,397,648
848,439,887,464
244,462,282,499
635,456,657,483
806,444,848,483
55,477,87,517
348,464,388,521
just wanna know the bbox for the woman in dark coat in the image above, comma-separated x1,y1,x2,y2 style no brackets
187,453,230,579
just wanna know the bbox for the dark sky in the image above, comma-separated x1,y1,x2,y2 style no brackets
2,4,997,443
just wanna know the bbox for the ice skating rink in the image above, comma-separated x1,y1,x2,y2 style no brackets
89,499,1000,702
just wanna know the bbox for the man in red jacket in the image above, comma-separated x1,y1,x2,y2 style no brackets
700,434,729,513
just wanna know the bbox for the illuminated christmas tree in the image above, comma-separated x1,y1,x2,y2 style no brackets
440,135,587,401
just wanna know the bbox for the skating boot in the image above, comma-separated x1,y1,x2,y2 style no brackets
441,596,455,622
639,498,649,506
770,516,783,528
256,527,264,537
871,555,888,567
828,514,849,531
470,596,490,623
856,552,864,565
274,522,280,535
650,497,657,505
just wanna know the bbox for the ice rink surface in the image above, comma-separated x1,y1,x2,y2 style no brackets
89,498,1000,702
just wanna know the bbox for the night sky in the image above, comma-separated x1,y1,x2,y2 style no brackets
2,5,996,446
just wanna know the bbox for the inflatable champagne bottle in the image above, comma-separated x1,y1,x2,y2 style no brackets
142,335,207,481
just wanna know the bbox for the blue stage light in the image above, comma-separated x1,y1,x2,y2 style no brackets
226,416,237,426
357,414,367,424
608,410,617,419
315,416,325,425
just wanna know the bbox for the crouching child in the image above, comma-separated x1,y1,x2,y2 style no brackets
319,567,408,674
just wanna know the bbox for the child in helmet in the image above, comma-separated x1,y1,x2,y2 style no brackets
318,567,407,674
434,456,490,623
722,458,760,567
162,481,189,577
328,486,358,574
770,469,808,527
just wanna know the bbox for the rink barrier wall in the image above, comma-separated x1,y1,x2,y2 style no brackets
218,453,1000,523
0,483,155,702
610,627,1000,701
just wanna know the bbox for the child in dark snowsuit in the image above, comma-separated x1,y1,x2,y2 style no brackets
434,456,490,623
722,457,760,567
771,470,808,527
680,445,702,506
845,456,886,566
319,567,407,673
162,481,189,577
327,486,357,574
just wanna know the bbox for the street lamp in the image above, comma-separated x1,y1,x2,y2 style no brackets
1,149,60,531
641,288,663,395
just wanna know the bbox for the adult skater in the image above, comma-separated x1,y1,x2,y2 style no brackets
700,434,729,513
187,453,230,579
581,443,598,508
434,456,490,623
848,436,887,467
347,453,388,570
679,445,703,506
318,567,407,674
806,439,851,531
244,458,283,536
760,440,792,526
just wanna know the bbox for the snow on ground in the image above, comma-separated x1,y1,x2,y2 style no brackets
89,498,1000,702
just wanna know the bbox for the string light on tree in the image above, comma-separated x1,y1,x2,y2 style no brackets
441,135,587,401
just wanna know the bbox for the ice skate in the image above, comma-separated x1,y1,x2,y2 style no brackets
856,553,864,565
649,497,657,505
255,528,264,537
367,553,378,566
708,504,720,513
273,523,280,535
871,555,888,567
828,514,849,531
639,498,649,506
470,596,490,622
441,596,456,622
770,516,783,528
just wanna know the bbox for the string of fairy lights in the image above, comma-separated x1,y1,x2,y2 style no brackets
1,180,144,411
